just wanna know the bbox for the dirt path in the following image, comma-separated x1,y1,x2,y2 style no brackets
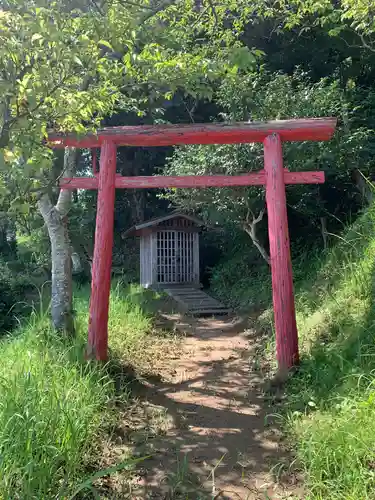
127,315,302,499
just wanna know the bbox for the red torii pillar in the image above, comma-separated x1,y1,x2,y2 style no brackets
264,134,298,368
49,118,337,372
87,140,117,359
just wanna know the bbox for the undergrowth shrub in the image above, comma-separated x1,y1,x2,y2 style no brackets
0,260,34,332
0,231,52,334
210,252,271,309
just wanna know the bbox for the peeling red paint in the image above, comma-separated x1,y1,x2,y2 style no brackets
264,134,299,370
59,171,324,190
87,140,117,361
48,118,337,149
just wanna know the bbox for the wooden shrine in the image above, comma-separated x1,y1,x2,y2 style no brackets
124,212,203,288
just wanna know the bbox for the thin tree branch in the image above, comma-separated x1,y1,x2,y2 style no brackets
206,0,218,26
253,208,265,225
183,99,198,123
337,31,375,52
243,206,270,265
139,0,177,24
116,0,154,10
358,32,375,53
89,0,105,15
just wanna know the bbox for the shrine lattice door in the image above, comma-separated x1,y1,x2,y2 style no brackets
156,230,195,284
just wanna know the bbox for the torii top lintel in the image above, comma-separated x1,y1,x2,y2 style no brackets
48,117,337,149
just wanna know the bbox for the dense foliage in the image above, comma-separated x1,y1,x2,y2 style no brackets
165,72,368,256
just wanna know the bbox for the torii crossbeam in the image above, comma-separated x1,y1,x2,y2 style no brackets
49,117,337,372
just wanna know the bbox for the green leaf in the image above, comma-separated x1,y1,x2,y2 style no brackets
229,46,256,71
19,203,30,215
69,456,149,499
97,40,114,51
74,55,83,67
31,33,43,42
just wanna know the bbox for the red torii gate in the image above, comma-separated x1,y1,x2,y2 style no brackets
49,118,337,372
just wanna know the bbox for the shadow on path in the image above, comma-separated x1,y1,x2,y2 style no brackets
120,316,301,499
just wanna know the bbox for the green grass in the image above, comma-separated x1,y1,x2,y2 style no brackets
0,315,113,499
0,281,176,499
212,203,375,498
283,204,375,499
210,251,272,311
8,202,375,499
75,282,180,375
254,204,375,498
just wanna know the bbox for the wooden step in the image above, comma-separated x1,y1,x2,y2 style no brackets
162,286,230,316
189,308,231,316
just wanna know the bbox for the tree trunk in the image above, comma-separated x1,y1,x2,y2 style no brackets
39,196,74,334
38,148,78,335
131,189,145,223
320,216,328,250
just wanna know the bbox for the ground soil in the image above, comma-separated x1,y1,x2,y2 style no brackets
103,314,303,499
